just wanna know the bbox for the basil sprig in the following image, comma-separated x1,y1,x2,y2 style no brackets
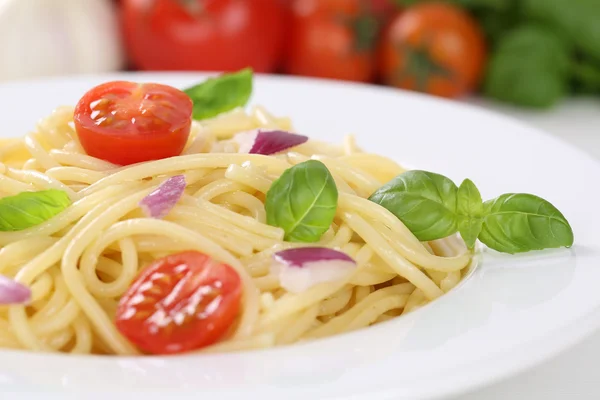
0,189,71,231
369,170,573,254
265,160,338,243
184,68,253,121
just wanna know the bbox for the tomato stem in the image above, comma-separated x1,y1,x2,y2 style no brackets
333,1,383,54
395,35,454,92
352,15,381,52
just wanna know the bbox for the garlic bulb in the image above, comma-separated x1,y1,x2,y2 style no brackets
0,0,124,81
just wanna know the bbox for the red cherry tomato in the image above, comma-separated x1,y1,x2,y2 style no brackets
115,251,243,355
285,0,386,82
74,81,192,165
378,2,487,98
121,0,288,73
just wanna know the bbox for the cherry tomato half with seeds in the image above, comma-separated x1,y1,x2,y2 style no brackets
74,81,193,166
378,2,487,98
115,251,242,355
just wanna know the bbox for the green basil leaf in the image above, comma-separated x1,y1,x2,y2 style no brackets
571,57,600,93
457,178,484,249
184,68,253,120
368,170,458,241
478,193,574,254
458,216,483,250
484,25,571,108
265,160,338,243
457,178,483,217
523,0,600,61
0,189,71,231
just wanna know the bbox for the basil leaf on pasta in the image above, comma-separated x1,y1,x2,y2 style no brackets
0,189,71,231
368,170,459,241
457,178,484,249
478,193,574,254
265,160,338,242
458,216,483,250
184,68,253,120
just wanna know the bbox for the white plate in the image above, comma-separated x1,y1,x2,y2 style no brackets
1,73,599,399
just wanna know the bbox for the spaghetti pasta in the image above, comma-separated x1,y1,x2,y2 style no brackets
0,104,472,356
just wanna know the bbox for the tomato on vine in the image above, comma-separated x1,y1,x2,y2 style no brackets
286,0,388,82
378,2,487,98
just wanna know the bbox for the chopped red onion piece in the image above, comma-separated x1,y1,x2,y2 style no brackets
234,129,308,155
272,247,357,293
139,175,186,219
234,130,259,154
0,274,31,305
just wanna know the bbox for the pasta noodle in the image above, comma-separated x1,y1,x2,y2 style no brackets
0,105,473,355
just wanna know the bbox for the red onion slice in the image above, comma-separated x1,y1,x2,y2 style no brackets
272,247,357,293
234,130,308,155
0,275,31,304
139,175,186,219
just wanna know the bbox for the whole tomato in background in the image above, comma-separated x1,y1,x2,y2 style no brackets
121,0,288,73
285,0,392,82
379,2,486,98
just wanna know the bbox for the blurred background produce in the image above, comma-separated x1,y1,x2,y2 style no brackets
0,0,599,110
0,0,124,80
121,0,288,72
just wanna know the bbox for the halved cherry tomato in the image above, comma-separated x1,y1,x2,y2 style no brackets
285,0,386,82
74,81,193,166
115,251,242,355
378,2,487,98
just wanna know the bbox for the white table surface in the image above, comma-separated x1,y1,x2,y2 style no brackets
454,97,600,400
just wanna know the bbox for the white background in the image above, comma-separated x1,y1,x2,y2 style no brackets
457,97,600,399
